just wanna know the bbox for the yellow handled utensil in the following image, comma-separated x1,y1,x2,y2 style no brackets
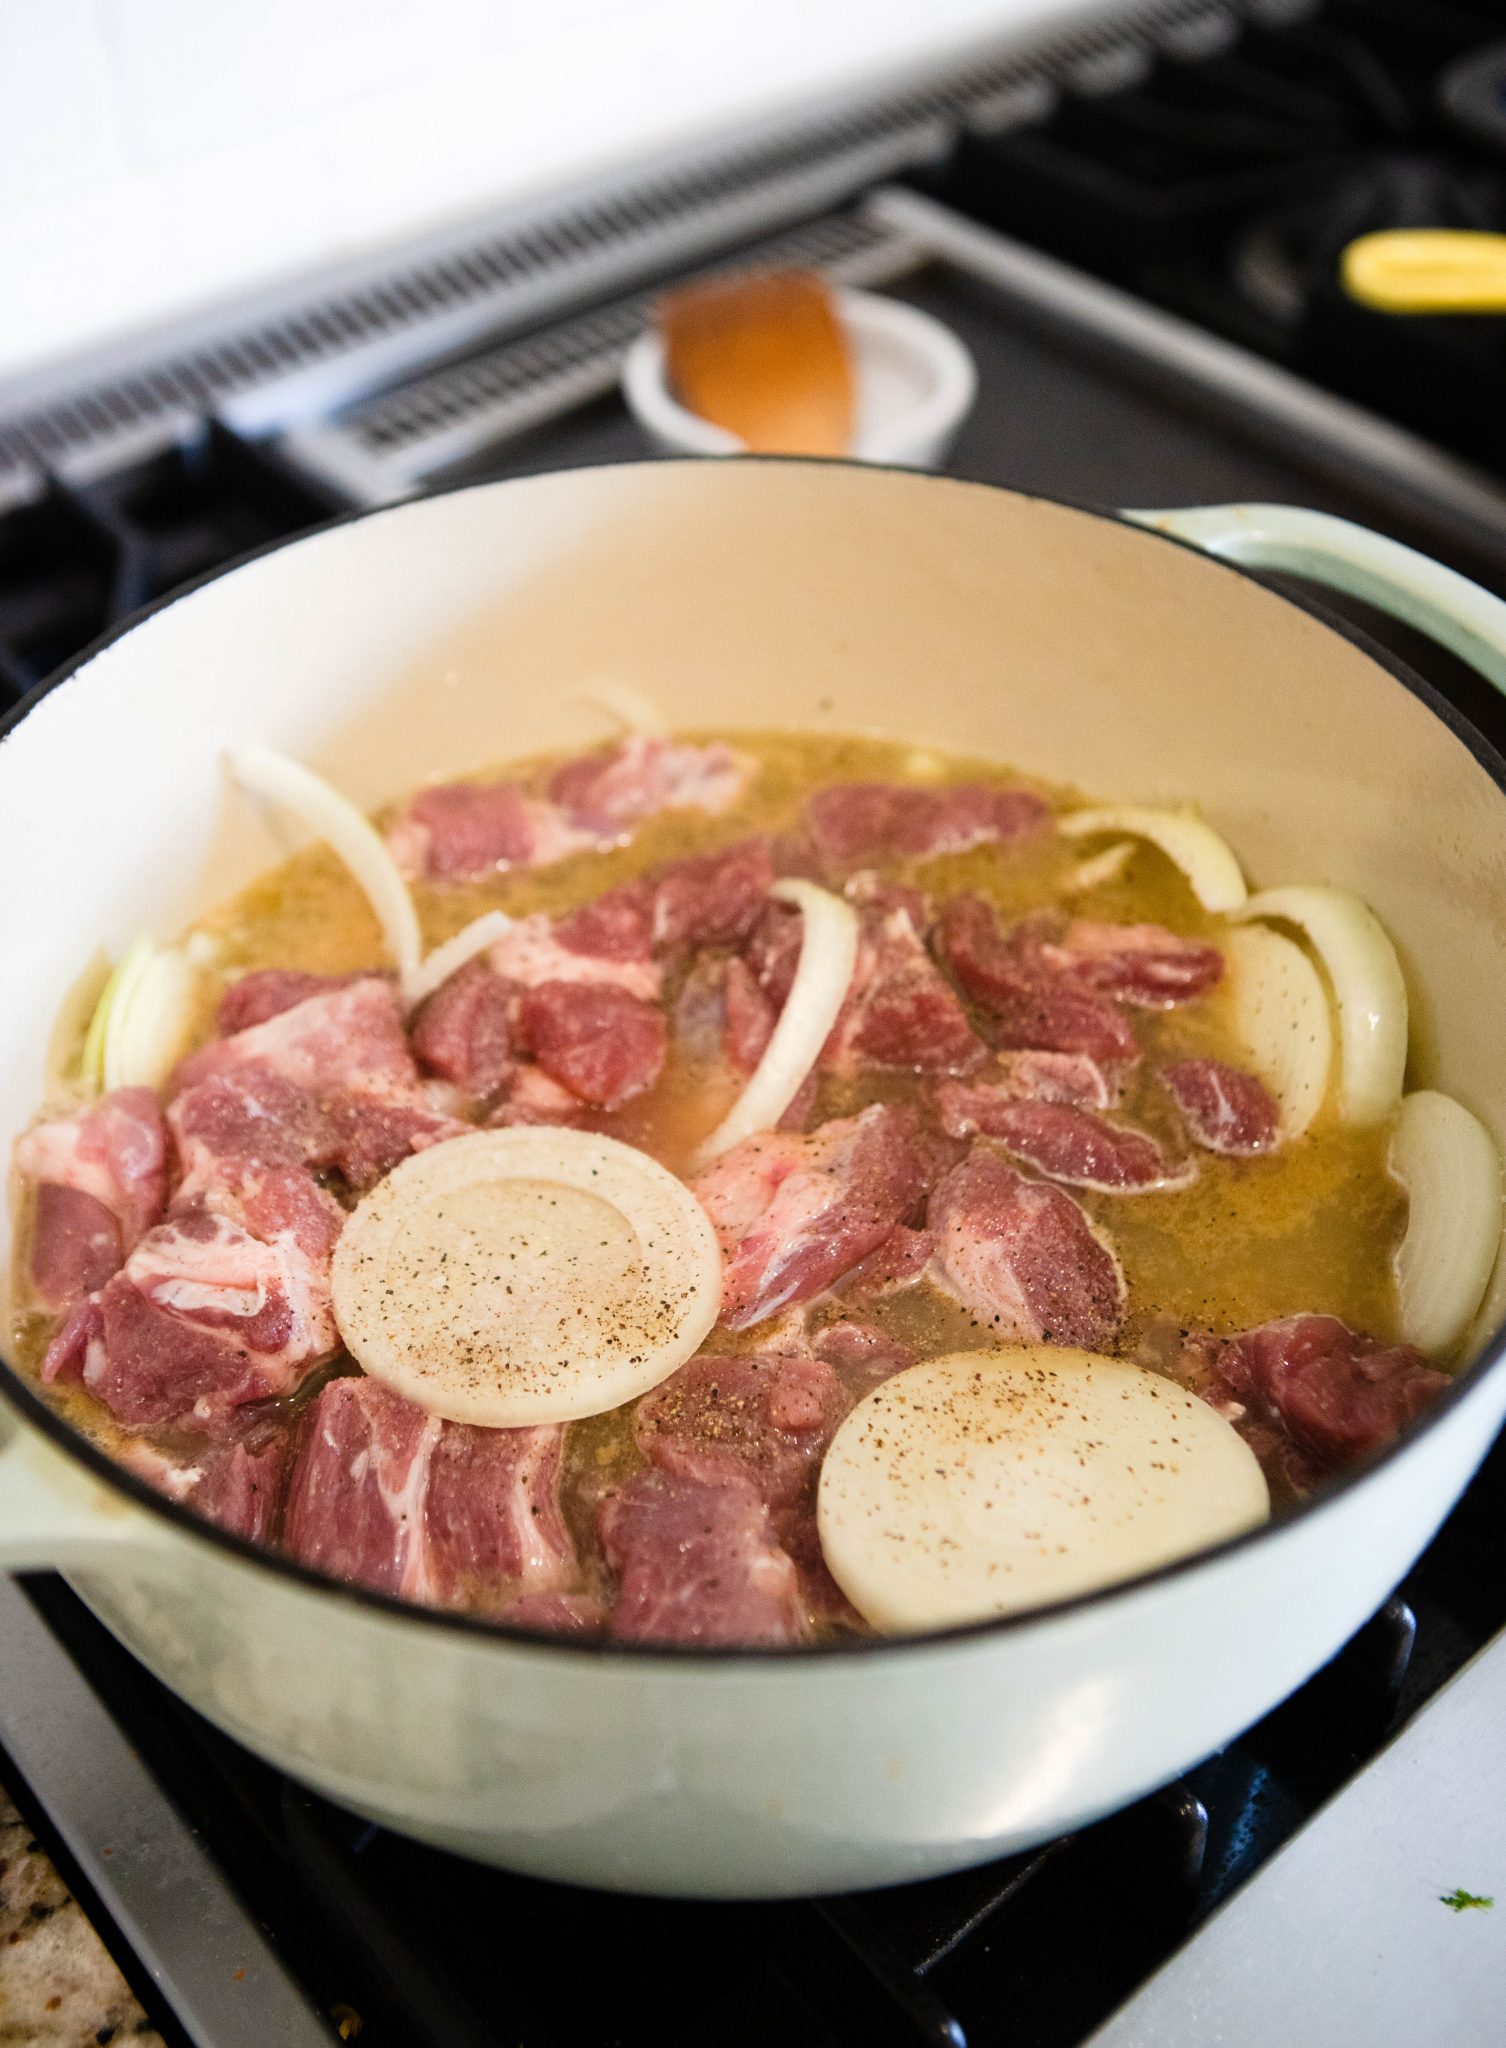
1341,229,1506,314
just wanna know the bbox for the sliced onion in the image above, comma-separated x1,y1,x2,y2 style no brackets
572,679,666,736
1059,806,1246,912
112,947,196,1090
333,1127,722,1426
1065,840,1135,893
81,938,197,1092
818,1349,1268,1632
404,911,514,1009
1223,923,1333,1139
227,744,423,995
81,940,142,1091
688,878,859,1169
1236,885,1407,1126
1391,1090,1502,1360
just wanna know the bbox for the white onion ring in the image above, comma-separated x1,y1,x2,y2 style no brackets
1223,922,1332,1139
1391,1090,1502,1360
1059,806,1246,912
404,911,515,1010
108,944,196,1090
333,1128,723,1427
227,744,423,996
81,938,196,1093
688,878,859,1169
1065,840,1135,893
1234,884,1407,1126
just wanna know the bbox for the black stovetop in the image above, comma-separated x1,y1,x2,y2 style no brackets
5,6,1506,2045
930,0,1506,476
0,420,344,706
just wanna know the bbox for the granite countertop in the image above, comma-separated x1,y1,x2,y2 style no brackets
0,1780,162,2048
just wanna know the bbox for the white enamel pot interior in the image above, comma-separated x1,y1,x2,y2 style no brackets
2,460,1505,1900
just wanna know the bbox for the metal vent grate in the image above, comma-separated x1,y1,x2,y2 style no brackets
369,212,894,443
278,208,919,503
0,0,1234,490
354,299,648,455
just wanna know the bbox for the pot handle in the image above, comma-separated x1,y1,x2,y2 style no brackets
0,1397,171,1570
1122,504,1506,692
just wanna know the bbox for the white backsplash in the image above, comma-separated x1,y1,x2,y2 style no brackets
1,0,1105,387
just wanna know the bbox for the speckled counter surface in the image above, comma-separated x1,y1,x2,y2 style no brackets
0,1782,161,2048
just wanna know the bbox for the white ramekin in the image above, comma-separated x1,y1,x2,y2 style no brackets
621,287,978,469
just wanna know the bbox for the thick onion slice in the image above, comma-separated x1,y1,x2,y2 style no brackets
227,744,423,996
818,1349,1268,1633
81,938,197,1093
1058,806,1247,912
1390,1090,1502,1361
1223,923,1333,1139
688,878,859,1169
1235,885,1407,1125
80,940,144,1091
332,1128,722,1427
404,910,514,1009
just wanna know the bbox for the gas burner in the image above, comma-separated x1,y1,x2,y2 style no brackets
1231,150,1504,328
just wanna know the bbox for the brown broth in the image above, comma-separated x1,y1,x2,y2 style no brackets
12,731,1408,1621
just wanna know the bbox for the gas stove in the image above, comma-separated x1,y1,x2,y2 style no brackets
4,4,1506,2044
937,0,1506,470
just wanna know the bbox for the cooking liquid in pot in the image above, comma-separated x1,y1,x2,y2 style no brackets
9,733,1426,1641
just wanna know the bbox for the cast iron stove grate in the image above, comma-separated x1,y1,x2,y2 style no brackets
932,0,1506,475
0,419,343,705
12,1428,1506,2048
